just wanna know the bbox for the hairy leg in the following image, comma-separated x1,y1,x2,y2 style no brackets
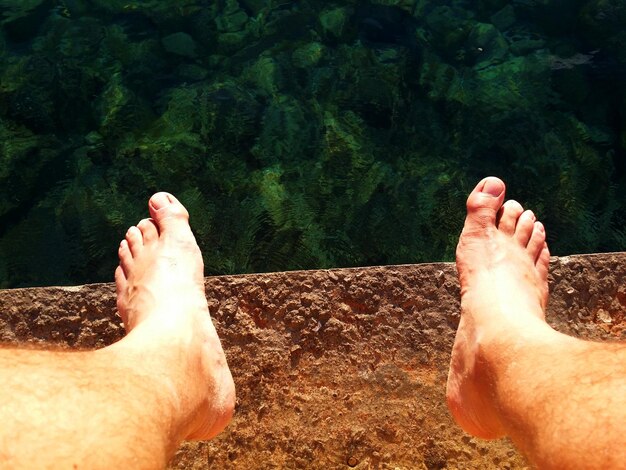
0,193,235,469
447,177,626,469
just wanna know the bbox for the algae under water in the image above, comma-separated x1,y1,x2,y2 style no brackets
0,0,625,287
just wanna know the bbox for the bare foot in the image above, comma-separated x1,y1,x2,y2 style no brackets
113,192,235,442
446,177,552,438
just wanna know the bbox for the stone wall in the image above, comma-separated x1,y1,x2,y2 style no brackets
1,253,624,469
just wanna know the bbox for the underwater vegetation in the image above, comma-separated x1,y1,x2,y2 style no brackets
0,0,625,287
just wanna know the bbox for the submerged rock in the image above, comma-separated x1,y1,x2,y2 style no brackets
466,23,508,68
355,4,421,53
161,32,198,58
490,5,516,31
319,7,350,40
292,42,325,68
215,0,249,33
0,0,50,42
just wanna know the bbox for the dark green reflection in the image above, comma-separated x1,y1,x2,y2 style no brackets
1,1,625,287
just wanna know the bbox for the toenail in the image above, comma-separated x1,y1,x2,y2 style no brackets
482,178,504,197
150,192,173,210
503,200,519,211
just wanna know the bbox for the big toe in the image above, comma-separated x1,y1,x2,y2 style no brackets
463,177,506,234
148,192,192,235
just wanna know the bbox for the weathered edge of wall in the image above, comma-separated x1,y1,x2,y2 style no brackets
1,253,624,469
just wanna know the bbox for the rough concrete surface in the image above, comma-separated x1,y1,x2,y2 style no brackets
0,253,625,469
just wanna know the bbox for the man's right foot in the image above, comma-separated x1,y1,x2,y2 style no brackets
113,192,235,442
446,177,552,438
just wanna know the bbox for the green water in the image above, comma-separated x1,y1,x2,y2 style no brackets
0,1,625,288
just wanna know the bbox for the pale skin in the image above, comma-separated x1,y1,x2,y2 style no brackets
447,177,626,469
1,182,625,469
0,192,235,469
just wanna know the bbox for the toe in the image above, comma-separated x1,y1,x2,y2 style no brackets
115,265,126,293
118,239,133,276
115,265,128,321
148,192,192,235
514,210,535,247
497,200,524,236
115,265,128,302
125,226,143,257
536,243,550,284
527,221,546,261
137,218,159,245
463,177,506,234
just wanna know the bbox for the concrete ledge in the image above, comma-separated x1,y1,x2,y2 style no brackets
1,253,625,469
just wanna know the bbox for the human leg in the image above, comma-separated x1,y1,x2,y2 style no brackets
0,192,235,469
447,177,626,469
